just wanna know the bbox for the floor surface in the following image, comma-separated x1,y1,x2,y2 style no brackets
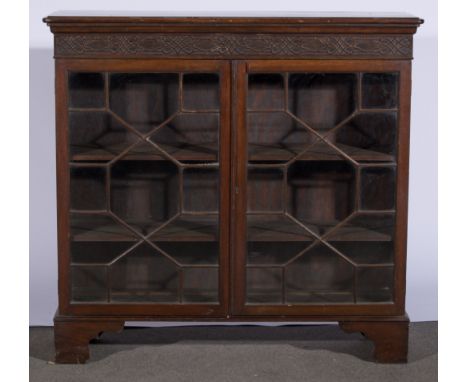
30,321,437,382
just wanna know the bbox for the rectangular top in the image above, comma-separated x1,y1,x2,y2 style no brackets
44,11,423,34
45,11,422,60
45,10,420,19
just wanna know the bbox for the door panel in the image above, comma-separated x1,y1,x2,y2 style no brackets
233,60,408,316
58,60,230,316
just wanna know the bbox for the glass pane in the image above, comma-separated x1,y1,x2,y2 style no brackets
362,73,398,109
149,113,219,163
329,112,397,163
246,268,283,304
245,70,399,307
247,214,314,242
360,167,396,210
248,74,284,110
69,111,140,161
329,242,393,265
71,242,135,265
69,72,105,108
70,167,106,210
71,266,107,302
68,70,222,306
157,242,218,265
287,161,355,236
247,242,311,265
183,168,219,212
183,268,218,303
110,242,179,303
326,213,395,242
326,212,395,287
356,266,394,302
110,161,179,235
150,215,218,242
288,73,356,134
70,214,139,242
285,244,354,304
247,112,319,163
110,73,179,134
183,73,219,111
248,168,283,212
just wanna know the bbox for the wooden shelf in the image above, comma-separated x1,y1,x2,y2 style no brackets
71,218,141,242
71,214,219,242
246,290,355,305
247,214,392,242
71,142,218,162
248,214,314,242
248,142,394,162
71,213,391,243
150,215,219,242
71,141,392,163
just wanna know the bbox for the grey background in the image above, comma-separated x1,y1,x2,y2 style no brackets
29,1,437,325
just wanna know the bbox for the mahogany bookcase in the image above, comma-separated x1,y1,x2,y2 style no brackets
44,12,423,363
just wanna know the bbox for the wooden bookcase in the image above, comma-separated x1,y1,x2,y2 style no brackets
44,12,423,364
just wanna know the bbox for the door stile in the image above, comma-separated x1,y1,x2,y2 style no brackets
218,60,232,316
231,61,248,315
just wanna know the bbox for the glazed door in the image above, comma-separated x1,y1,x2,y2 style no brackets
232,60,410,316
58,60,230,316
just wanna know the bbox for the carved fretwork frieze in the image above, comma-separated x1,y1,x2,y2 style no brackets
54,33,413,59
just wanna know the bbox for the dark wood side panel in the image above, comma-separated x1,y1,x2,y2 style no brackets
55,60,71,314
393,61,412,313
